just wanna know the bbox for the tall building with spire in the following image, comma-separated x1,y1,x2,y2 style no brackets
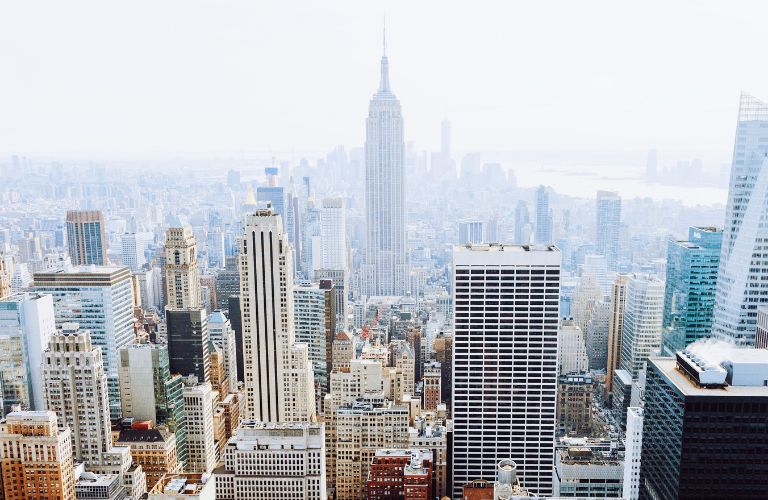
164,226,200,310
364,30,407,296
713,94,768,345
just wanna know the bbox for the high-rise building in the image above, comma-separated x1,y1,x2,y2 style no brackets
239,209,315,422
206,310,238,386
215,256,240,311
605,274,629,396
585,300,610,371
623,407,643,500
661,226,722,355
182,381,217,474
452,243,561,497
620,275,665,378
0,292,56,413
294,281,335,407
364,41,407,297
315,268,347,331
117,343,187,467
514,200,531,245
458,220,485,245
257,167,285,223
42,323,112,465
166,308,210,383
559,320,589,375
713,94,768,346
595,191,621,270
320,197,347,271
34,266,135,418
535,185,553,245
213,420,327,499
66,210,107,266
0,411,75,499
164,227,200,309
121,232,153,272
640,345,768,499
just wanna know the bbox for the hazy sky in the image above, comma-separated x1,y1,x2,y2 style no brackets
2,1,768,158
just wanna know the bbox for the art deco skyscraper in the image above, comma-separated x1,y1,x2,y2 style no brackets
42,323,112,465
239,208,315,422
364,38,407,296
713,94,768,345
452,243,561,498
164,226,200,309
66,210,107,266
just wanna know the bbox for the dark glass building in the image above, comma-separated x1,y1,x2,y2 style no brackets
640,350,768,500
166,307,210,383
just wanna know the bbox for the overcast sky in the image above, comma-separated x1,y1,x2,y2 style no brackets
2,1,767,158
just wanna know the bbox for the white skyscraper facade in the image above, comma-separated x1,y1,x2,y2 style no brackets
620,275,664,378
320,197,347,271
34,266,135,418
452,244,561,498
713,94,768,345
364,44,407,296
239,209,315,422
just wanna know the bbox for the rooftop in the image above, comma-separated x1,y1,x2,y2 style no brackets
651,355,768,397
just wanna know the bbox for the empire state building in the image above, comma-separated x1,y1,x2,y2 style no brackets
364,39,407,296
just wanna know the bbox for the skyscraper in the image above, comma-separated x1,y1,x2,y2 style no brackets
535,186,553,245
661,226,722,355
34,266,135,418
66,210,107,266
595,190,621,270
0,292,55,413
452,243,560,497
458,220,485,245
239,208,315,422
0,255,11,300
620,275,665,378
605,274,629,395
712,94,768,346
42,323,112,465
514,200,531,245
164,226,200,310
117,343,187,467
166,308,210,383
320,197,347,271
364,38,407,296
257,167,285,225
640,346,768,499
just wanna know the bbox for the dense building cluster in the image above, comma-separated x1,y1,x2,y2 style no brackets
1,37,768,500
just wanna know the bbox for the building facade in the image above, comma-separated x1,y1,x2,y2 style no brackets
213,420,326,500
364,45,407,297
0,411,75,499
34,266,135,418
713,94,768,345
66,210,107,266
661,226,722,355
0,292,55,413
452,243,560,497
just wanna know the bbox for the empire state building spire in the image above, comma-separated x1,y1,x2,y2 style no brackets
364,25,407,297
